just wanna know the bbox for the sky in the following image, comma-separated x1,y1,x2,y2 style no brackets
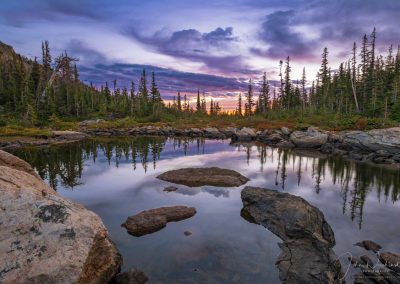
1,0,400,109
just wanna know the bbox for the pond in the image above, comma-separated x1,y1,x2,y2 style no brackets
9,136,400,283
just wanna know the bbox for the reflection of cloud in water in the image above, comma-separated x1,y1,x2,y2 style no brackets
176,187,231,198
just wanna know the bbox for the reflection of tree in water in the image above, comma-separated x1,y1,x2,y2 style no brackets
11,139,399,228
248,145,400,228
11,136,206,191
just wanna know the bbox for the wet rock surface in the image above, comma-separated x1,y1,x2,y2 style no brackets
157,167,249,187
0,150,122,283
232,127,256,142
163,186,178,192
355,240,382,253
290,127,329,148
121,206,196,236
241,186,344,283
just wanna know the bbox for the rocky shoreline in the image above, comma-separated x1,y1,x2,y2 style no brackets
1,125,400,167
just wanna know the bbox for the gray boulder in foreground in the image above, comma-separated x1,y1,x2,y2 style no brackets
157,167,249,187
0,150,122,283
121,206,196,236
241,186,343,284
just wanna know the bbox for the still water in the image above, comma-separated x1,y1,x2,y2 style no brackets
9,137,400,283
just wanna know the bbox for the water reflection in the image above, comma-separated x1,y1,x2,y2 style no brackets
11,137,400,230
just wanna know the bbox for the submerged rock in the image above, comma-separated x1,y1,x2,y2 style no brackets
355,240,382,253
113,268,149,284
0,150,122,283
241,186,343,283
163,186,178,192
121,206,196,236
157,167,249,187
290,127,328,148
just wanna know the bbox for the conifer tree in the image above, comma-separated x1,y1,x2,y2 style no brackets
196,89,201,112
245,79,254,116
237,93,242,116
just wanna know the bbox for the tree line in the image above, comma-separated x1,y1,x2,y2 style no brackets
239,28,400,120
1,28,399,125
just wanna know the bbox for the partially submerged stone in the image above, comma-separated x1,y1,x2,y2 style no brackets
157,167,249,187
0,151,122,283
378,252,400,274
52,130,89,141
121,206,196,236
290,127,328,148
163,186,178,192
354,240,382,253
241,186,343,283
342,127,400,154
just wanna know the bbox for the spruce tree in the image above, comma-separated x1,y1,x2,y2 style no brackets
245,79,254,116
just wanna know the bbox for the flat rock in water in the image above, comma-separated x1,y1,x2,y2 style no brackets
241,186,343,283
121,206,196,236
157,167,249,187
0,150,122,283
355,240,382,252
52,130,89,141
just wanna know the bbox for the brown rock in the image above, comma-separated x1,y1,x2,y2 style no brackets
122,206,196,236
355,240,382,253
157,167,249,187
379,252,400,273
163,186,178,192
0,153,122,283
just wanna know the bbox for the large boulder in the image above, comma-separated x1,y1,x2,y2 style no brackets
121,206,196,236
0,150,122,283
341,127,400,154
157,167,249,187
232,127,256,142
241,186,343,284
290,127,328,148
203,127,224,139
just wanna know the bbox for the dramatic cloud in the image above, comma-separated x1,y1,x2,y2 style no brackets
127,26,257,75
252,10,316,60
252,0,400,62
1,0,399,108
